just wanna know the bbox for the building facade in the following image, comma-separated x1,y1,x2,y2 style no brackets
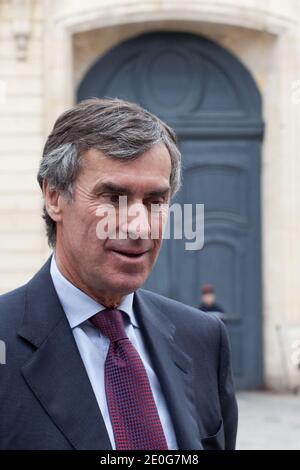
0,0,300,391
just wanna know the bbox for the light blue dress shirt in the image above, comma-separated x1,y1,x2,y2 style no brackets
50,254,178,450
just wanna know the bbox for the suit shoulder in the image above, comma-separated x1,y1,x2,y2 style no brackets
137,288,222,330
0,283,27,306
0,284,27,333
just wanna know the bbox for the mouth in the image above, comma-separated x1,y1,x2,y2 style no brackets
110,249,149,261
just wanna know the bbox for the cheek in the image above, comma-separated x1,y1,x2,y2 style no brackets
64,203,100,242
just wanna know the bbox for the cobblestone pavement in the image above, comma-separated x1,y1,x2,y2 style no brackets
236,391,300,450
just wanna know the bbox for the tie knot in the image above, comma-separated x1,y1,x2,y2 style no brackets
90,309,128,342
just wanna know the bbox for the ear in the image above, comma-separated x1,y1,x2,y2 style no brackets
43,179,64,223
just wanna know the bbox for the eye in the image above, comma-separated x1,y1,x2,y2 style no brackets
101,194,120,204
109,195,120,204
148,199,166,206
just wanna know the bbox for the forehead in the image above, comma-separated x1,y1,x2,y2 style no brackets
79,143,172,190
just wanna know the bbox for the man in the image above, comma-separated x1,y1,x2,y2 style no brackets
0,98,238,450
199,284,226,321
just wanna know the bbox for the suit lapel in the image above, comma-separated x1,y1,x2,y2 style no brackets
133,290,203,450
18,257,112,450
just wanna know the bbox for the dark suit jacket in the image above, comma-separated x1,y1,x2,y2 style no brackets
0,256,238,450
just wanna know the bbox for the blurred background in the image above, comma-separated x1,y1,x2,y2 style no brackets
0,0,300,449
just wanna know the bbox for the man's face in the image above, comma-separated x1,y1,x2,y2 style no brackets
54,143,171,298
202,293,216,306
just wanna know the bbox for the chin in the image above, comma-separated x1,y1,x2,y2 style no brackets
109,274,148,295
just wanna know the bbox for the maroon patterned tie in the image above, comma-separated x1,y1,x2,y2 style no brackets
90,309,169,450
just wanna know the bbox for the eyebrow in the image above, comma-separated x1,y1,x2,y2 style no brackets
93,181,171,197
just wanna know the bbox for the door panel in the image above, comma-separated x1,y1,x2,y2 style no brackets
171,139,262,388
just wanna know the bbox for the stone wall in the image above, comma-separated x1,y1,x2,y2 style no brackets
0,0,46,294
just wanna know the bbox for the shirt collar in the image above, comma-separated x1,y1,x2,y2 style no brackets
50,253,138,330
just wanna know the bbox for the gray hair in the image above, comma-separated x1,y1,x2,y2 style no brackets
37,97,182,247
